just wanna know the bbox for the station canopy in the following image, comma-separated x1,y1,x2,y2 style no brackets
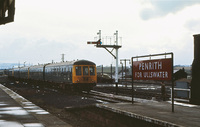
0,0,15,25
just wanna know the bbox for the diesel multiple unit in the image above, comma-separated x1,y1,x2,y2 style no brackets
8,60,97,91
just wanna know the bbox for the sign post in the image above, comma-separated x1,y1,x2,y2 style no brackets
131,53,174,112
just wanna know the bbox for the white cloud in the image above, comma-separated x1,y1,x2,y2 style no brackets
0,0,199,66
140,0,200,20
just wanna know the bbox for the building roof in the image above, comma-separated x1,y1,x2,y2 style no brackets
0,0,15,25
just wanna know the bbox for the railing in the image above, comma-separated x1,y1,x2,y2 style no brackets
171,88,191,102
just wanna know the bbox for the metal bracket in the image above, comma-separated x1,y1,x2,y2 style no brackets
103,47,116,59
96,44,122,59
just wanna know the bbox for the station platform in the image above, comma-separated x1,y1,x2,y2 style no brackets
97,97,200,126
0,84,72,127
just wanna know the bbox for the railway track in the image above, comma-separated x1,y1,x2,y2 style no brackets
26,81,170,103
83,90,132,103
82,89,169,105
93,86,171,101
7,77,170,103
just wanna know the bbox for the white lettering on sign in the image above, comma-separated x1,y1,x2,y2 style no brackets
135,72,142,78
134,71,168,79
143,71,168,78
139,62,162,70
133,58,172,80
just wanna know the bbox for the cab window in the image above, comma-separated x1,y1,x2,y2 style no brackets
76,66,82,75
83,66,89,75
89,66,95,75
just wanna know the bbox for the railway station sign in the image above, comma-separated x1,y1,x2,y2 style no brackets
132,58,172,81
131,53,174,112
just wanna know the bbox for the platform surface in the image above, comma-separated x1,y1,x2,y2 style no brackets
0,84,72,127
97,98,200,127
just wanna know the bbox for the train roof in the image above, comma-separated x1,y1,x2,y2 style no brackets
11,60,96,69
29,64,45,69
46,60,95,67
20,66,29,70
74,60,96,65
13,68,20,70
45,61,75,67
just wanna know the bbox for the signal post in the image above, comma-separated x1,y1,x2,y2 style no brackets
87,30,122,94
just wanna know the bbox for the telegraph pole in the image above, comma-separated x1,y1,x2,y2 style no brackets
120,62,123,81
24,61,26,67
61,54,65,62
120,59,130,85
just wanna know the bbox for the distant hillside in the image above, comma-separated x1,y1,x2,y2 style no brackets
0,63,19,69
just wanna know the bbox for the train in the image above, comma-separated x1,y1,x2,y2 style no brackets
8,60,97,91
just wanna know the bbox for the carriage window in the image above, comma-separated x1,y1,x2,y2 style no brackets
76,66,82,75
83,66,89,75
89,66,95,75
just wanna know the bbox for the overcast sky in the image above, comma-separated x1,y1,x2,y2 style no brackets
1,0,200,66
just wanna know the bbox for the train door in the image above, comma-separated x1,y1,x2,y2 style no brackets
72,65,82,83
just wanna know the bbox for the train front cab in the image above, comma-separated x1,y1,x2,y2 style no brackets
72,63,97,91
